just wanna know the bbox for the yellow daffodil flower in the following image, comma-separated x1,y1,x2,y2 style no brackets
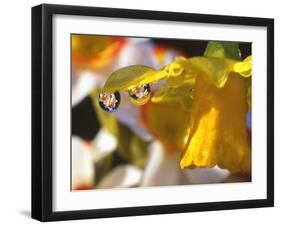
180,72,251,174
101,41,252,175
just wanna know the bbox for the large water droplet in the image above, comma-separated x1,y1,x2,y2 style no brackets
128,84,151,105
98,91,121,112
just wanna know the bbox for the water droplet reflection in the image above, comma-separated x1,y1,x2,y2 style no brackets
98,91,121,112
128,84,151,105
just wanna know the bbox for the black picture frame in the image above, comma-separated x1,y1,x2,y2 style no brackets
32,3,274,222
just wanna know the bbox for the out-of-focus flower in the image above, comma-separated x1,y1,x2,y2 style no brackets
140,101,190,152
71,35,126,106
141,141,183,186
72,134,143,190
72,136,95,190
141,141,230,186
72,129,117,190
97,165,142,189
72,35,127,71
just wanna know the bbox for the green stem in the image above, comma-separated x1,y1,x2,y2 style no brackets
204,41,241,60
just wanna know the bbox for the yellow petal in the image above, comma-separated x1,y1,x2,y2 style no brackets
151,79,194,111
102,62,186,92
180,73,251,174
175,56,237,88
141,101,190,152
103,66,159,92
170,56,252,87
102,56,252,93
247,81,252,110
233,56,252,77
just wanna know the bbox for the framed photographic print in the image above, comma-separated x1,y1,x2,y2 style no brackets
31,4,274,221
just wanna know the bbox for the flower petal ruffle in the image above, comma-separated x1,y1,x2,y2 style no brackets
180,72,251,174
102,55,252,94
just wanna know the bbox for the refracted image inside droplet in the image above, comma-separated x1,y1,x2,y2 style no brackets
98,91,121,112
128,84,151,105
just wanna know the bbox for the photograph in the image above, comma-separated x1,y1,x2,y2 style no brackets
71,34,252,191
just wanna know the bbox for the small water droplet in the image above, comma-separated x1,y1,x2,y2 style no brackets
128,84,151,105
98,91,121,112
